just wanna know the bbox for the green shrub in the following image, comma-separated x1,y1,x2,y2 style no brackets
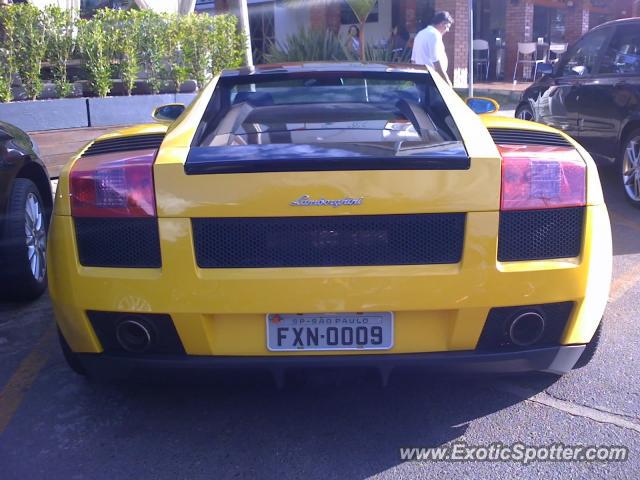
0,6,247,101
181,14,212,90
165,13,245,92
98,9,140,95
77,16,112,97
13,4,47,100
43,6,75,98
265,28,349,63
0,7,16,102
210,14,245,76
265,28,403,64
364,44,411,63
163,14,189,93
137,10,166,94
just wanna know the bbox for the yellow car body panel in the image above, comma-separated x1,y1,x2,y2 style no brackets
48,64,612,374
49,206,610,355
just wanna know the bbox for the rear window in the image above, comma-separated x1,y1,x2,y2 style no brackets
193,71,463,156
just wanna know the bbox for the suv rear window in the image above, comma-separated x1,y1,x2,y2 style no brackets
193,71,462,155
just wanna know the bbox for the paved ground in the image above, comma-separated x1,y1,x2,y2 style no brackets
30,126,120,178
0,167,638,479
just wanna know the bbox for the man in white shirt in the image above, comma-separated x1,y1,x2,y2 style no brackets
411,11,454,85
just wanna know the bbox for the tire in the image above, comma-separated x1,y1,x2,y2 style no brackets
58,328,87,376
0,178,48,301
573,322,602,369
619,128,640,209
515,104,534,122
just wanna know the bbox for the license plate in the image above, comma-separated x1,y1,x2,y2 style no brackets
266,312,394,351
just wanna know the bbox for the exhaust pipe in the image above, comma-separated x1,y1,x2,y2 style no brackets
509,311,545,347
116,318,152,353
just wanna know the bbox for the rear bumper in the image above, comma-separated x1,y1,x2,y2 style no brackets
49,205,612,355
77,345,586,381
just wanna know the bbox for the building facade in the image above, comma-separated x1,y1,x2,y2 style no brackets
7,0,635,86
202,0,637,87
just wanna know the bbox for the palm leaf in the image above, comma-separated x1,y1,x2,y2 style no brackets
345,0,378,24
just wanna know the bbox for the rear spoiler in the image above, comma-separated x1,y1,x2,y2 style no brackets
184,144,470,175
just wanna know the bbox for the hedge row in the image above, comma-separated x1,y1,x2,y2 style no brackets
0,5,246,102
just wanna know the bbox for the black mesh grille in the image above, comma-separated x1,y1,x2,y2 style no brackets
498,207,584,261
193,213,466,268
75,218,161,267
81,134,165,157
488,128,573,147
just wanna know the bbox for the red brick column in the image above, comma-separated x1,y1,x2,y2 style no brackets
435,0,469,87
565,0,589,46
405,0,418,34
505,0,534,82
310,4,327,30
309,2,341,34
326,2,342,34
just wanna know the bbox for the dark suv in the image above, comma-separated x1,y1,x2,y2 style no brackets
516,18,640,208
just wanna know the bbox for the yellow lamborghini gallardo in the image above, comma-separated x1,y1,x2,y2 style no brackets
48,63,612,382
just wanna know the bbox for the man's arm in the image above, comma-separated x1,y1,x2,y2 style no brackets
433,61,452,86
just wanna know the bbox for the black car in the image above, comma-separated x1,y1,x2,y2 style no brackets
0,121,52,301
516,17,640,208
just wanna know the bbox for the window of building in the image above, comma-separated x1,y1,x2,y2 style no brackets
415,0,434,31
195,1,215,13
598,24,640,75
249,3,275,64
80,0,129,17
533,6,565,44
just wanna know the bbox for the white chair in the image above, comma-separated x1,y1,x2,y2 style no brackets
473,39,490,80
513,42,545,82
548,42,568,62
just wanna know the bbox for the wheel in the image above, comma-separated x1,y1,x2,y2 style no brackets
58,328,87,376
515,104,534,122
0,178,48,301
620,128,640,209
573,322,602,369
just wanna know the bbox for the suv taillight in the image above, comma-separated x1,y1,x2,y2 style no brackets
499,144,586,211
70,151,157,217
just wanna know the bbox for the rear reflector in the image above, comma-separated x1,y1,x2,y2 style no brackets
70,150,157,217
498,145,586,211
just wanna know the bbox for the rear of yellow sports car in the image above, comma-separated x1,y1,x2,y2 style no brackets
48,64,612,381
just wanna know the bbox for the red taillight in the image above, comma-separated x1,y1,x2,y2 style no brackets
499,144,586,211
70,151,157,217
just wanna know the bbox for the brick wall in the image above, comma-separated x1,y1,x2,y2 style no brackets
505,0,534,82
309,2,341,34
309,4,326,30
435,0,469,88
565,0,590,46
404,0,418,34
326,2,342,34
